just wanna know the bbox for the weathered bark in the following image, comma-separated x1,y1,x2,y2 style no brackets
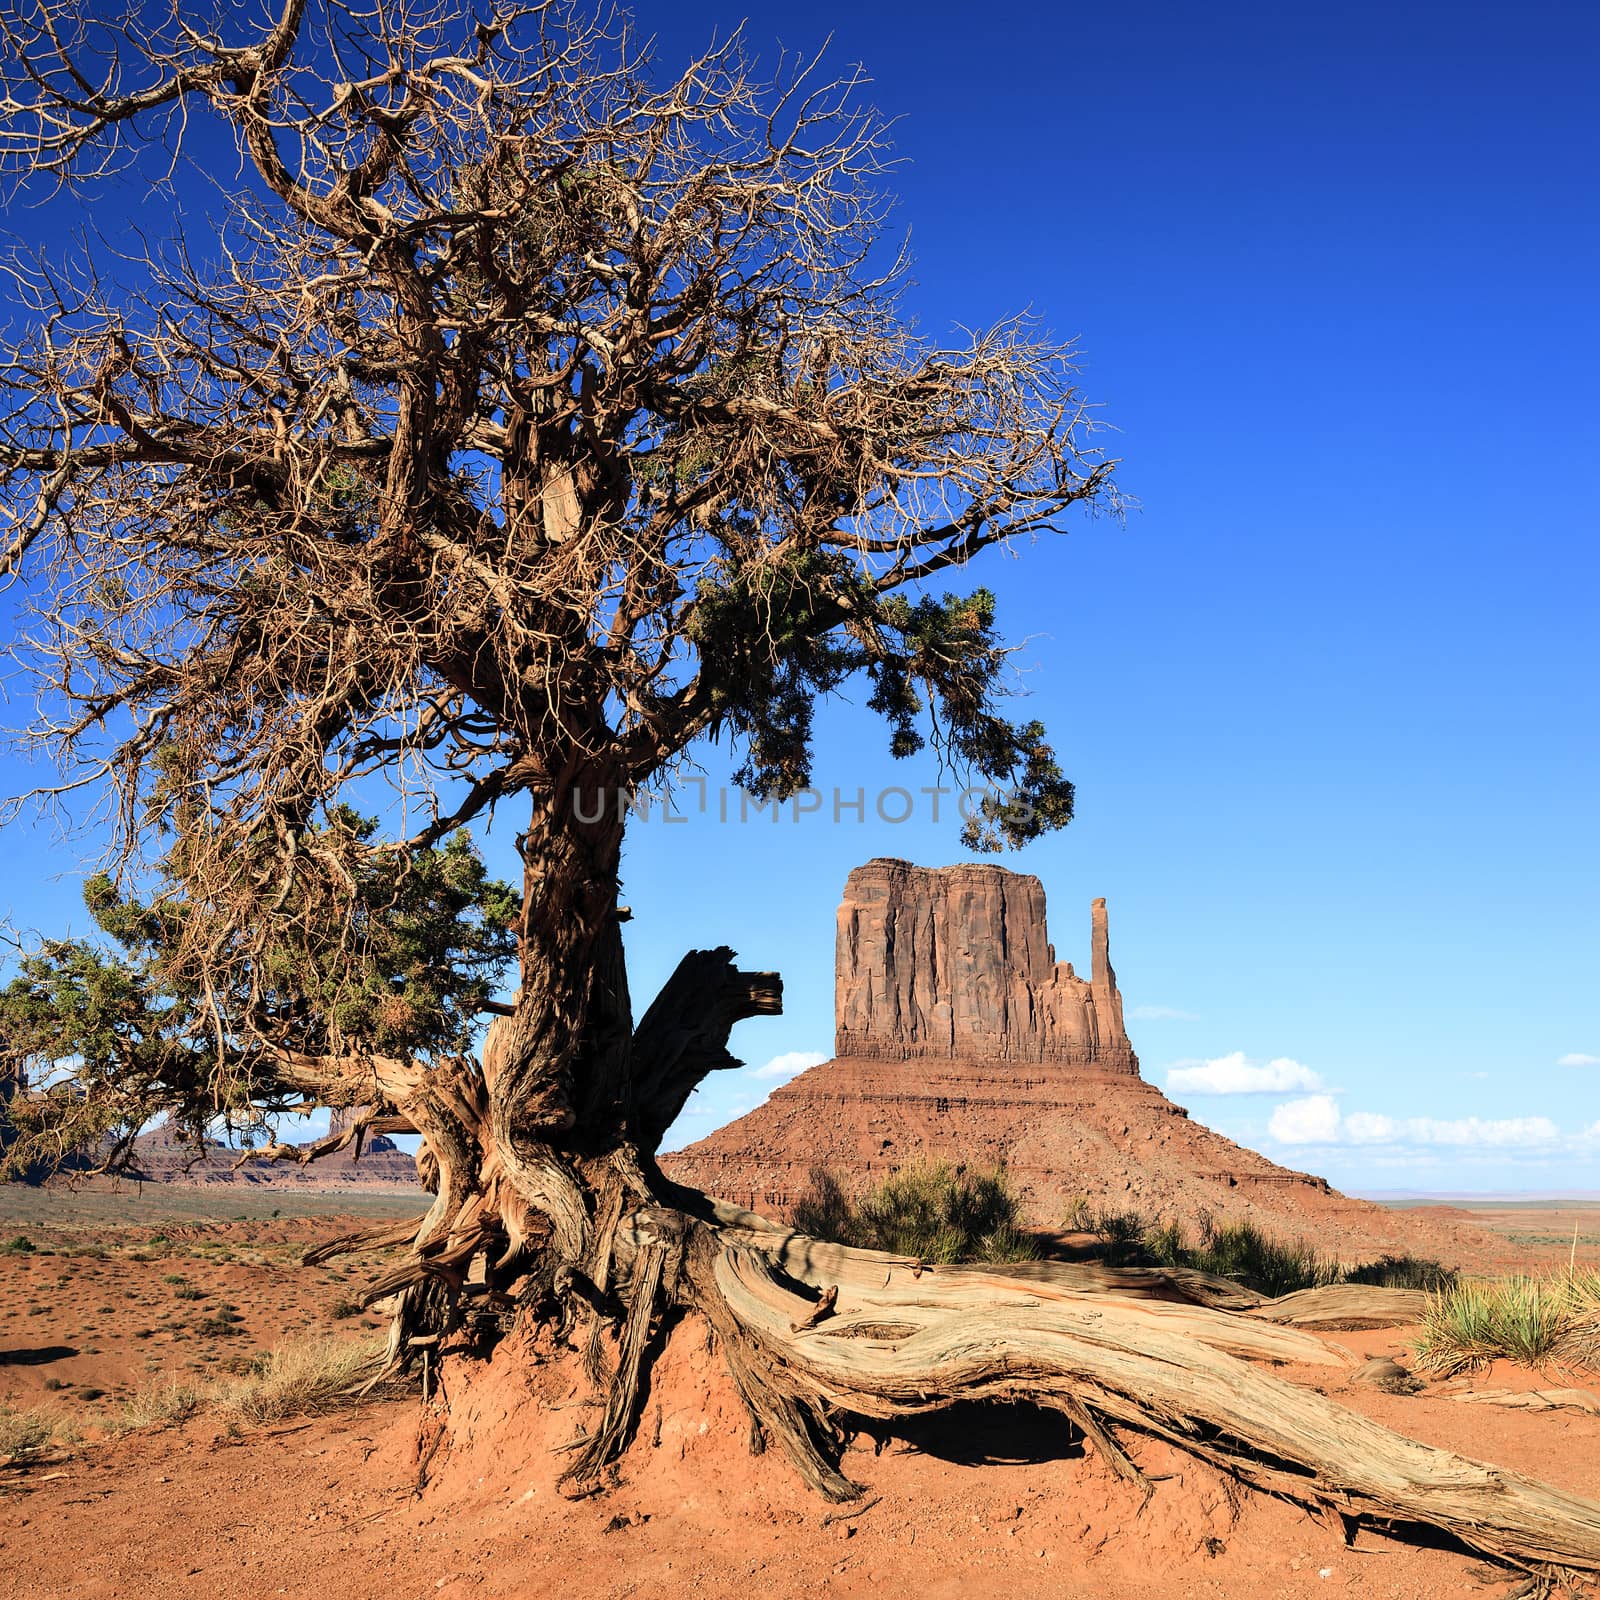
308,899,1600,1581
1248,1283,1430,1329
631,949,784,1150
678,1219,1600,1573
478,773,634,1266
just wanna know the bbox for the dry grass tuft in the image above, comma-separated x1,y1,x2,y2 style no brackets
118,1336,388,1434
1414,1271,1600,1377
218,1336,385,1426
0,1405,54,1463
121,1378,208,1430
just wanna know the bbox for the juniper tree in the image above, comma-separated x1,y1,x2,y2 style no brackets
0,0,1120,1457
4,8,1577,1564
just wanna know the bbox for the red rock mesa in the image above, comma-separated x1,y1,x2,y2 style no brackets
664,858,1485,1262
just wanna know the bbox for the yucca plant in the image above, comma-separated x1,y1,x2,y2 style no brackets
1414,1276,1576,1376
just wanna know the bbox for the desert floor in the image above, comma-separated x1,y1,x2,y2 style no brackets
2,1187,1597,1600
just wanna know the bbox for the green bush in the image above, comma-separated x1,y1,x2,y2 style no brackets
793,1162,1039,1265
1077,1207,1449,1299
1081,1208,1154,1268
1186,1219,1338,1299
1416,1272,1600,1377
1345,1255,1459,1293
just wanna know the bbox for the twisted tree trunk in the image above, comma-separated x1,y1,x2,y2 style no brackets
306,828,1600,1582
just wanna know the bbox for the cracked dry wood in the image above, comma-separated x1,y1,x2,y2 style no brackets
694,1232,1600,1572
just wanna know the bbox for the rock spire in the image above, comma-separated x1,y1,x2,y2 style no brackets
833,858,1138,1074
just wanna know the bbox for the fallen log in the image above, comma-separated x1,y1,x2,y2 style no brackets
700,1234,1600,1573
1251,1284,1428,1329
1450,1388,1600,1415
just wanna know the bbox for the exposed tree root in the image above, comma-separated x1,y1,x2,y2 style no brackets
301,1215,429,1267
1249,1283,1428,1329
245,948,1600,1579
562,1241,674,1486
691,1223,1600,1575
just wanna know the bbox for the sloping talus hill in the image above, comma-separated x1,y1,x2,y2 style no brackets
664,858,1487,1263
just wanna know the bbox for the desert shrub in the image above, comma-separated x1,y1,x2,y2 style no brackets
2,1235,36,1254
327,1296,365,1321
118,1337,386,1432
1414,1276,1577,1376
0,1406,52,1463
1555,1270,1600,1371
793,1163,1038,1264
1183,1219,1339,1299
122,1378,207,1429
792,1169,855,1248
1081,1209,1329,1294
1080,1208,1154,1268
1344,1255,1458,1292
1142,1219,1187,1267
219,1337,384,1426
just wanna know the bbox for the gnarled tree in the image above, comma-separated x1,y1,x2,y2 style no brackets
1,3,1597,1577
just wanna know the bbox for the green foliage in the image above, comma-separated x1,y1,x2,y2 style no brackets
1414,1276,1575,1375
1344,1255,1460,1293
688,548,867,798
1176,1220,1339,1299
688,556,1075,848
1076,1207,1150,1267
0,813,516,1179
1414,1271,1600,1376
793,1162,1039,1265
1074,1205,1451,1300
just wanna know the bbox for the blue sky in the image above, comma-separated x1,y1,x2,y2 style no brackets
1,1,1596,1193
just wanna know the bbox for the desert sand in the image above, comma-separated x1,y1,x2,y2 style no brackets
2,1186,1599,1599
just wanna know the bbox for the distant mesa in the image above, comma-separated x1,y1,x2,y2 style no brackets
835,858,1137,1073
665,857,1486,1263
113,1109,420,1189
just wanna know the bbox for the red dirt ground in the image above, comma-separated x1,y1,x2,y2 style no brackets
3,1192,1599,1599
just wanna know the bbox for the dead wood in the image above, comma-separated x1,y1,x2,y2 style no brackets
302,1216,429,1267
790,1285,839,1334
703,1230,1600,1573
1251,1284,1428,1329
1450,1389,1600,1415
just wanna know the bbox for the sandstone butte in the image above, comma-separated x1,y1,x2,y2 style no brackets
664,857,1486,1263
117,1108,421,1189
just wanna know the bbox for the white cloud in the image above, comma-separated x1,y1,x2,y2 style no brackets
1168,1051,1325,1096
1269,1099,1567,1152
750,1049,827,1082
1559,1053,1600,1068
1344,1111,1396,1143
1403,1115,1561,1148
1129,1004,1199,1022
1268,1094,1343,1144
